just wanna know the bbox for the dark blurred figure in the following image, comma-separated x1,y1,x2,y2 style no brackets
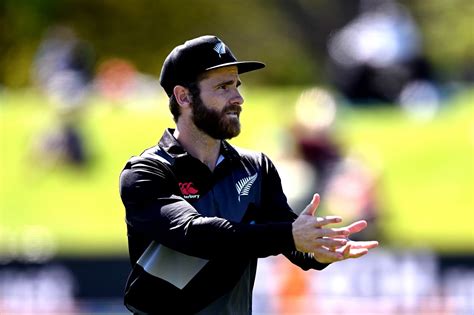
30,26,95,167
32,120,88,167
326,0,435,105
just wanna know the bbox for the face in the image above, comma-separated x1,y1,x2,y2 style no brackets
190,66,244,140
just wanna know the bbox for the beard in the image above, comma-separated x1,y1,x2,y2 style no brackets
191,94,241,140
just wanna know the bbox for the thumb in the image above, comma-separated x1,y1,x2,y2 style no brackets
301,193,320,216
343,243,351,258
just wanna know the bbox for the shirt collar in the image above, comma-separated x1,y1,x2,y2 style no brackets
158,128,186,157
158,128,241,161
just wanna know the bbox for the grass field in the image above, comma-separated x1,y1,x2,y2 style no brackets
0,87,473,256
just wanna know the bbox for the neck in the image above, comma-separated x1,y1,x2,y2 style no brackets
173,121,221,172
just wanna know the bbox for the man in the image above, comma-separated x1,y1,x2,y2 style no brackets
119,35,378,314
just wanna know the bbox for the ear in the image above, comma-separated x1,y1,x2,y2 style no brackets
173,85,191,107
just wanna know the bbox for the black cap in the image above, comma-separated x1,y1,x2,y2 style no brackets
159,35,265,96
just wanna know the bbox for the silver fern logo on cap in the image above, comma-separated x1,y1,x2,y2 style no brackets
236,173,258,202
213,41,226,58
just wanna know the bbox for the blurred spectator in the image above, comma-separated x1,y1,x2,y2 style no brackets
95,58,138,103
31,26,95,109
30,26,95,167
30,119,89,167
288,87,382,240
398,79,441,121
275,87,339,213
274,256,311,314
94,57,163,109
290,87,342,192
326,0,435,105
323,150,382,241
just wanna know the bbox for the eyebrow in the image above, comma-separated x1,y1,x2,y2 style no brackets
216,79,241,88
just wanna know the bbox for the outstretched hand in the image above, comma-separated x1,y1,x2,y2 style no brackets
292,193,379,264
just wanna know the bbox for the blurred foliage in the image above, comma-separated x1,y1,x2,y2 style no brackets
405,0,474,79
0,0,315,87
1,0,473,87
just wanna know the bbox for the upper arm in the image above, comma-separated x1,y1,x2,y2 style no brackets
119,158,197,239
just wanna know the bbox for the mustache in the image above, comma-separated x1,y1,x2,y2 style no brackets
223,104,242,114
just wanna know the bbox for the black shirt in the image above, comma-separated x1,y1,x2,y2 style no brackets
119,129,327,314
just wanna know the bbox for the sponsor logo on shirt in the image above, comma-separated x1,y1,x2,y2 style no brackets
179,182,200,199
236,173,258,202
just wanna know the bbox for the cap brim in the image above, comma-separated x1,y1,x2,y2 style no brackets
205,61,265,74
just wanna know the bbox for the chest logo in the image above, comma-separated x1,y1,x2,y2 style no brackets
179,182,200,199
236,173,258,202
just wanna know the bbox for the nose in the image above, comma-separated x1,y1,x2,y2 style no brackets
231,89,244,106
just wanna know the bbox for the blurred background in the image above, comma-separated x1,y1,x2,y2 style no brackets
0,0,473,314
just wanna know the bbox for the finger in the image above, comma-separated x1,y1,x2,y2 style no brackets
300,194,320,216
344,220,368,234
347,241,379,249
314,237,347,248
311,193,320,216
330,233,354,239
347,248,369,258
313,247,343,262
317,227,351,238
342,243,351,258
314,216,343,227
